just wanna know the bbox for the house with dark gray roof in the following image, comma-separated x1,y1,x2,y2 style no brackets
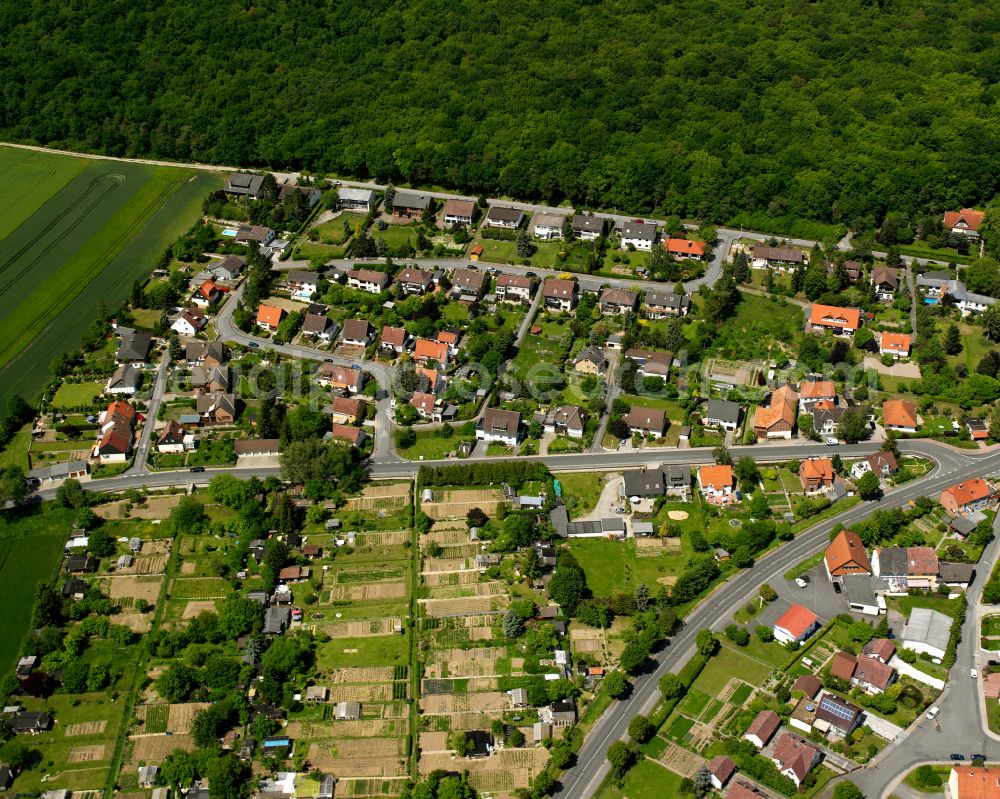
703,399,741,431
225,172,267,199
116,331,152,363
572,214,606,240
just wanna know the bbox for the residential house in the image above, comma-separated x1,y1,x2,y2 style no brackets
301,312,334,341
599,288,638,315
968,419,989,441
451,269,488,301
813,407,845,438
341,319,374,348
235,225,276,247
703,399,741,431
442,198,475,228
773,604,819,645
337,187,375,211
224,172,266,199
329,396,363,424
411,391,440,421
743,709,781,749
902,608,952,660
171,307,208,336
263,606,290,635
644,290,690,318
477,408,521,446
771,734,820,787
347,268,389,294
808,304,861,336
798,379,836,414
197,392,236,424
319,364,364,394
396,267,434,295
495,274,533,304
812,694,863,738
620,221,657,251
871,266,899,300
799,458,834,492
533,212,567,240
572,214,605,240
65,555,97,574
850,654,896,694
94,399,136,462
663,237,706,260
233,439,281,458
750,245,804,270
851,451,898,480
191,365,231,394
944,209,985,238
156,421,187,454
707,756,737,790
752,384,798,440
879,332,912,359
392,191,432,219
625,406,667,437
413,338,449,367
624,348,673,378
256,304,286,332
872,546,939,591
882,398,919,433
208,254,246,281
697,464,735,505
485,206,524,229
862,639,896,664
286,270,320,301
792,675,823,699
276,183,322,209
115,330,152,363
544,405,587,439
332,424,366,447
543,278,577,311
191,279,222,308
28,460,89,486
940,478,993,515
186,340,226,368
545,699,576,726
825,259,863,284
106,364,142,395
824,530,872,581
573,346,607,374
10,711,51,735
380,326,411,354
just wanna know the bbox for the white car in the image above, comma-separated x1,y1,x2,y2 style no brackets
794,577,809,588
927,706,940,720
972,668,978,679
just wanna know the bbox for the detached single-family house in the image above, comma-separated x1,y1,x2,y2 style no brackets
396,267,434,295
624,348,672,378
743,710,780,749
533,212,567,240
116,330,152,364
442,198,475,228
286,270,320,301
413,338,449,367
944,208,985,238
940,478,993,515
697,464,735,505
476,408,521,446
451,268,488,301
156,420,187,454
703,399,741,431
644,290,689,318
813,406,845,438
753,384,798,440
331,424,366,447
871,266,899,300
186,340,226,368
191,279,222,308
707,756,737,790
235,225,276,247
197,392,237,424
207,254,246,281
225,172,266,199
544,405,587,439
573,346,607,374
171,307,208,337
341,319,374,348
808,304,861,336
663,237,706,260
301,313,334,340
94,399,136,462
495,274,533,304
319,364,365,394
949,766,1000,799
625,406,666,437
328,396,363,424
882,399,919,433
347,268,389,294
106,364,142,395
485,206,524,229
543,278,577,312
256,304,286,332
599,288,638,315
191,365,230,394
411,391,440,421
380,326,410,354
773,604,818,645
572,214,605,240
824,530,872,581
392,191,432,219
851,451,898,480
799,458,835,492
879,332,911,359
620,221,657,251
750,245,804,270
337,187,376,211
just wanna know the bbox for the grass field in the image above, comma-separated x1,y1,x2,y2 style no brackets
0,146,222,402
567,538,688,596
51,380,105,409
0,507,73,677
598,759,686,799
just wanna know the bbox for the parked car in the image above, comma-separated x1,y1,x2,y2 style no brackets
190,466,205,473
794,577,809,588
951,754,966,761
927,706,940,720
971,668,978,679
248,341,259,349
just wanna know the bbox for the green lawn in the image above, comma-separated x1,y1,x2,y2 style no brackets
0,146,220,403
567,538,688,597
676,688,712,717
556,471,605,518
0,422,32,470
380,224,419,249
899,241,971,264
473,237,517,263
891,593,962,619
397,430,475,460
316,633,410,669
51,380,105,409
664,715,695,744
316,212,368,244
0,507,73,677
619,394,686,419
694,646,776,694
598,759,686,799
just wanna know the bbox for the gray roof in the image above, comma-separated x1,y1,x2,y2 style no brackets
487,206,524,224
226,172,265,195
876,546,908,576
903,607,952,652
263,606,290,634
116,331,152,362
287,269,319,285
109,363,142,389
949,516,978,535
705,399,741,424
842,574,878,608
572,214,605,234
621,221,657,241
623,469,665,497
302,313,332,334
645,290,689,310
338,187,375,203
574,345,607,369
938,562,975,584
632,521,655,535
393,191,432,211
550,506,569,537
813,406,846,431
28,460,88,481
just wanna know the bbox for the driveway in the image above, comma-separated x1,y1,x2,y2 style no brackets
575,474,624,523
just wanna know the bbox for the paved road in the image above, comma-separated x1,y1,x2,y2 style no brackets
905,263,919,346
557,440,996,799
126,348,170,478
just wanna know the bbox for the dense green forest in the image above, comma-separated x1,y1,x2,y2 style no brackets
2,0,1000,228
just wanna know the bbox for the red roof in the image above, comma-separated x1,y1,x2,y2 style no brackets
772,734,818,782
698,464,733,491
744,710,780,746
809,303,861,330
707,755,736,784
414,338,448,363
853,654,895,690
380,326,408,346
862,639,896,662
663,237,706,257
942,478,991,508
944,208,985,232
411,391,437,415
880,332,911,353
830,651,857,681
774,604,818,638
883,399,918,429
800,379,835,399
256,304,285,328
824,530,872,576
197,279,220,300
330,397,362,418
949,766,1000,799
331,424,364,446
791,675,822,699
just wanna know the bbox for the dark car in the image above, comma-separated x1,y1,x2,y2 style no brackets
525,271,537,278
972,754,987,761
950,754,966,761
190,466,206,473
248,341,259,349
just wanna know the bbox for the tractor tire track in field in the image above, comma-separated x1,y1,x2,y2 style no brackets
0,172,187,367
0,173,124,298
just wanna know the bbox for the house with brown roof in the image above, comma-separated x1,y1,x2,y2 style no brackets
851,451,898,481
256,304,286,332
697,464,735,505
824,530,872,581
625,406,667,438
728,783,770,799
318,364,364,394
233,439,281,458
156,420,188,454
752,384,798,440
94,399,137,462
543,279,577,312
771,734,820,787
750,245,804,270
851,654,896,694
599,288,638,315
172,307,208,337
743,709,781,749
347,268,389,294
196,392,237,424
191,365,231,394
824,259,863,284
329,396,363,425
496,274,533,304
544,405,587,439
624,348,673,378
331,424,366,448
451,269,488,301
411,391,441,421
940,478,993,515
862,639,896,664
380,326,411,354
477,408,521,447
882,398,919,433
301,313,334,341
707,756,737,790
396,267,434,295
808,304,861,336
791,675,822,699
944,208,985,238
442,199,475,228
799,458,834,492
341,319,374,347
871,265,899,300
830,650,857,682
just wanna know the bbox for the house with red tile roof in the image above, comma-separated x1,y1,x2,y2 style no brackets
697,464,735,505
944,209,985,238
773,604,818,645
879,332,911,359
824,530,872,581
413,338,449,367
862,639,896,664
256,304,285,332
318,364,364,394
192,279,223,307
727,783,769,799
799,458,834,492
852,654,896,694
771,734,820,787
743,710,781,749
331,424,366,448
791,675,822,699
940,478,993,515
380,326,410,355
663,237,706,260
949,765,1000,799
808,304,861,335
707,755,737,790
753,384,798,440
882,398,919,433
411,391,440,421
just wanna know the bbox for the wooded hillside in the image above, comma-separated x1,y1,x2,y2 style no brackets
2,0,999,229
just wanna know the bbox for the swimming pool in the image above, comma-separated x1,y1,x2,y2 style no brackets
222,229,238,237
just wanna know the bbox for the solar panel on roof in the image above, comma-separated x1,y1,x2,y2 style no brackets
819,697,855,720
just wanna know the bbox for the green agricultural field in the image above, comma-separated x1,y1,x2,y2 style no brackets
0,146,222,402
0,507,73,677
